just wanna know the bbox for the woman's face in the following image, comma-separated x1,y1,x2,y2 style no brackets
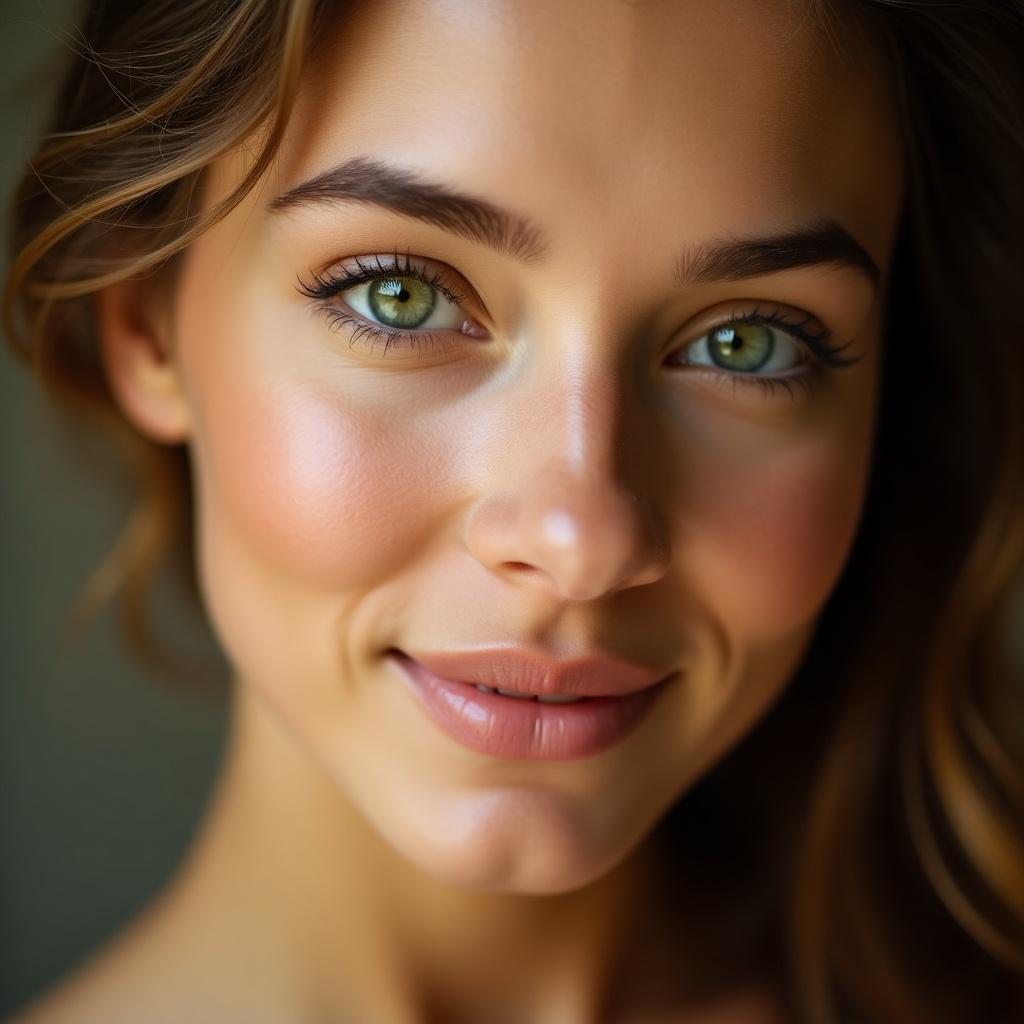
117,0,902,892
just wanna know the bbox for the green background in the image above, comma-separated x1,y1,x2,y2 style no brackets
0,2,227,1016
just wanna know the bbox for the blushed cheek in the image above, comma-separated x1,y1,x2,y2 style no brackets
189,365,443,591
687,432,872,644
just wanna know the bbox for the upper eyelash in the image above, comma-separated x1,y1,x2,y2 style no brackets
297,249,468,308
716,305,862,370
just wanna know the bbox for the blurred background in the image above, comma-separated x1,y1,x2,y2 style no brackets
0,2,229,1015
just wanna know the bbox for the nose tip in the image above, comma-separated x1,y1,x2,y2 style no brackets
465,469,671,602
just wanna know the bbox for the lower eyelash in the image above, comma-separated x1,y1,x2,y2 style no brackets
321,309,458,358
326,310,826,400
727,373,819,401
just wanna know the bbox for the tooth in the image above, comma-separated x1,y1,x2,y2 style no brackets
537,694,585,704
475,684,496,694
496,688,536,700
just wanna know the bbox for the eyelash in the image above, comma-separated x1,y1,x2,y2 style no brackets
690,305,861,402
297,253,862,398
298,250,470,360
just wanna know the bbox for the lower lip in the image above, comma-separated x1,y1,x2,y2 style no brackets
390,652,672,761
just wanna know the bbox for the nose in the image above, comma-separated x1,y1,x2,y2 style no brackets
463,362,672,603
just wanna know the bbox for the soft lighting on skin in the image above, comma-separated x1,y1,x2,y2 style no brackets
543,511,578,547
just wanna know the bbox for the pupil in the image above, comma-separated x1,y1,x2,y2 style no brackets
369,275,437,328
710,324,772,371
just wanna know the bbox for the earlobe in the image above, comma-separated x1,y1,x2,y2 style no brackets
96,275,191,445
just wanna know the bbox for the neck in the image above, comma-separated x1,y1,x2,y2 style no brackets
161,677,694,1024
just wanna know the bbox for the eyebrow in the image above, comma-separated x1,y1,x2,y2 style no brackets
269,155,880,289
268,155,549,264
676,220,880,290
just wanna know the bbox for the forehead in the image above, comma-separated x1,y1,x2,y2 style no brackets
262,0,902,269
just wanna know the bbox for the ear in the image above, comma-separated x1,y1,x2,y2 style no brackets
96,273,191,444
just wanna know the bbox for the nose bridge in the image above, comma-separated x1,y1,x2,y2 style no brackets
546,348,638,500
465,345,671,602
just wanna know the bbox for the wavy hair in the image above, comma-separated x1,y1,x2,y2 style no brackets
3,1,1023,1020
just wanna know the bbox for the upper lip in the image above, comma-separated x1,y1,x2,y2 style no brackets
394,647,672,698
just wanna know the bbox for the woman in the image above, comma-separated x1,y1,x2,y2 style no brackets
3,0,1023,1021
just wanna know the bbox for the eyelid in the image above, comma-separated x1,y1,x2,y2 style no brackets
301,249,486,318
676,301,826,345
672,301,860,372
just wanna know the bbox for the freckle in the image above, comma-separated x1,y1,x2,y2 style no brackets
543,511,577,547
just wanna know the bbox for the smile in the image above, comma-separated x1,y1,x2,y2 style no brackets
388,649,675,761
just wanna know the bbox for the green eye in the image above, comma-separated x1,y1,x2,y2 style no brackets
368,276,437,329
707,323,774,372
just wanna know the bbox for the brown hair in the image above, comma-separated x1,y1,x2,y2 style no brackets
4,1,1023,1020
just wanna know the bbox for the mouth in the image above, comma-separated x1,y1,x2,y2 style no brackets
387,649,675,761
468,685,589,704
388,645,670,699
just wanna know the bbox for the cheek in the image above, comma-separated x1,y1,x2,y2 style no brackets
686,430,872,643
188,366,444,591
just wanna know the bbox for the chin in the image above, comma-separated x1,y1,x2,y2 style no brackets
372,784,644,896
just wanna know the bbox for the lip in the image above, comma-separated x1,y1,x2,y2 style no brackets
388,648,675,761
396,646,669,698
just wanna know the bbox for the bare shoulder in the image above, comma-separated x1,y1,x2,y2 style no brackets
4,914,162,1024
3,908,203,1024
3,897,290,1024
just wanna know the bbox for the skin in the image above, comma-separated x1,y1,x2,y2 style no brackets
12,1,904,1022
